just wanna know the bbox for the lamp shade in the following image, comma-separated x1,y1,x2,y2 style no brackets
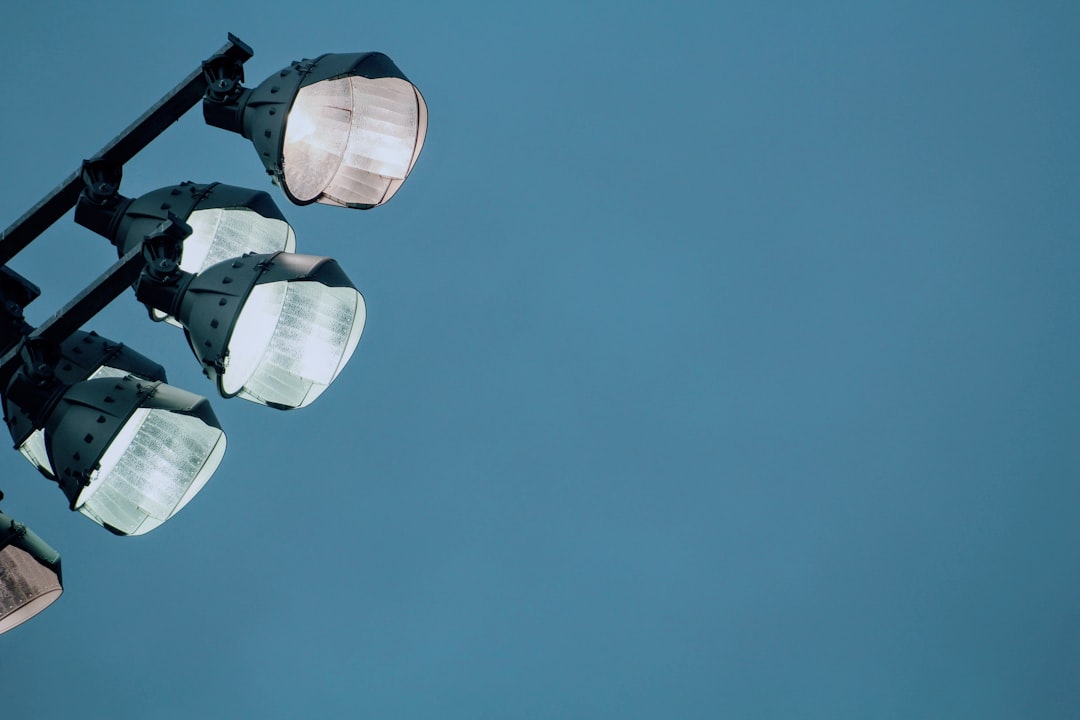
0,511,62,635
171,252,365,409
207,53,427,209
42,377,226,536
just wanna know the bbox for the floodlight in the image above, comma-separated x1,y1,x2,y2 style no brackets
5,362,226,536
205,52,427,209
137,249,365,410
0,509,62,635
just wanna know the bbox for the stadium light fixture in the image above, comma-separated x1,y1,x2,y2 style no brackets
136,217,365,410
204,51,427,209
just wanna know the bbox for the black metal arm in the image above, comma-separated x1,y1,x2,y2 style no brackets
0,34,253,267
0,246,145,388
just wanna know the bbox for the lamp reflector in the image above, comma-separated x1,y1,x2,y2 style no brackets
17,432,51,479
282,76,427,208
154,205,297,325
73,404,226,536
182,207,297,276
224,279,365,408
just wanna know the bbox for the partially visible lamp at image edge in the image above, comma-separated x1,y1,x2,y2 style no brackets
0,508,62,635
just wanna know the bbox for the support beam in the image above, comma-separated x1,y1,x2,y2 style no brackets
0,246,144,385
0,34,253,266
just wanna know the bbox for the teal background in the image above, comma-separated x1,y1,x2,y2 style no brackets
2,1,1080,717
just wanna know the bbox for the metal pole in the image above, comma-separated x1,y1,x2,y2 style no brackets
0,246,144,383
0,34,253,266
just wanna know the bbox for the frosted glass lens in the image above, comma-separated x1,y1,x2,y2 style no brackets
282,76,426,206
183,208,297,273
154,208,297,325
18,431,51,478
75,407,226,536
223,280,365,408
18,365,130,478
0,545,62,634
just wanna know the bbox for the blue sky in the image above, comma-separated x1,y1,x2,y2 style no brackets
2,1,1080,717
